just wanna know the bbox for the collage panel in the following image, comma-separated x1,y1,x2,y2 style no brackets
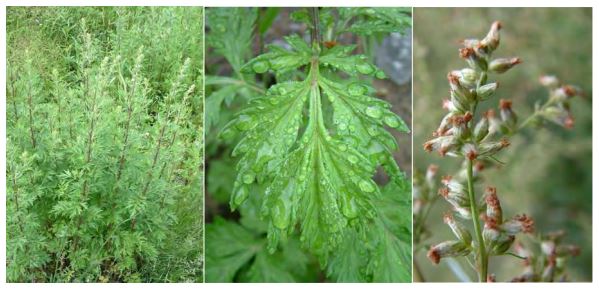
412,7,592,282
5,7,204,282
204,7,413,282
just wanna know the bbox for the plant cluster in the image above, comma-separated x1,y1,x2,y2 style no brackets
6,7,203,282
415,21,582,282
205,7,412,282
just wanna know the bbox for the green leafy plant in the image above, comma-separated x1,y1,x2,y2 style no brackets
6,7,203,282
414,21,582,282
205,7,412,282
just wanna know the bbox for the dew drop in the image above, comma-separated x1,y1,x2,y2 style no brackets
232,186,249,207
356,62,374,75
365,106,383,119
338,122,348,131
252,61,269,73
236,114,253,131
348,83,367,96
359,180,375,193
384,115,400,128
272,199,290,229
242,171,255,184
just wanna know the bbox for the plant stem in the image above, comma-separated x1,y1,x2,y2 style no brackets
466,158,487,282
310,7,320,46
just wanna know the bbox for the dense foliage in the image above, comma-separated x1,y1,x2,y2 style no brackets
205,7,412,282
6,7,204,282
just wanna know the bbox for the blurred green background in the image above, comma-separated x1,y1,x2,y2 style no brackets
413,8,592,282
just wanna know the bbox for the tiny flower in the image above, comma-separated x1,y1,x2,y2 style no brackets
487,274,496,282
480,21,502,52
502,214,534,235
462,143,478,160
444,213,472,244
426,164,439,184
448,71,475,101
482,213,501,243
541,106,574,129
427,240,471,265
539,75,560,88
499,99,518,131
484,187,503,223
424,135,458,156
541,240,556,256
556,245,580,257
478,138,510,157
489,57,522,74
459,46,488,71
485,109,503,135
490,234,515,255
438,187,469,209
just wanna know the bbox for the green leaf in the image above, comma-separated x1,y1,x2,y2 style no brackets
227,34,409,259
205,217,260,282
338,7,412,35
258,8,280,35
241,35,312,75
207,7,257,73
205,217,317,282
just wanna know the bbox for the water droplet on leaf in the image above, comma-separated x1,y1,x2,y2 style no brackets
359,179,375,193
242,171,255,184
252,61,269,73
365,106,383,119
356,62,374,75
272,199,290,230
384,115,400,128
348,83,367,96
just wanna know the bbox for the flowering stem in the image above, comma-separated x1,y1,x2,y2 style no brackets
467,158,488,282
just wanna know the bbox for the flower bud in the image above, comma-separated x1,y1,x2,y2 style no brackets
442,98,458,112
552,85,580,102
449,113,472,140
555,245,580,257
482,214,501,243
427,240,471,265
426,164,438,186
541,240,556,256
539,75,560,89
485,109,503,135
462,143,478,160
459,68,479,87
459,46,488,71
490,234,515,255
444,213,472,244
450,90,469,112
502,214,534,235
424,135,458,156
479,138,510,157
499,99,518,132
439,187,469,209
448,71,475,102
542,106,574,129
476,82,498,100
481,21,502,52
489,57,522,74
484,187,503,223
473,115,490,142
487,274,497,282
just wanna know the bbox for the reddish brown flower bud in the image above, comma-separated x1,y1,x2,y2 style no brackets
485,187,503,223
489,57,522,74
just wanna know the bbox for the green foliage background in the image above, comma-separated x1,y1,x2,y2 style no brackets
6,7,203,282
413,8,592,282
